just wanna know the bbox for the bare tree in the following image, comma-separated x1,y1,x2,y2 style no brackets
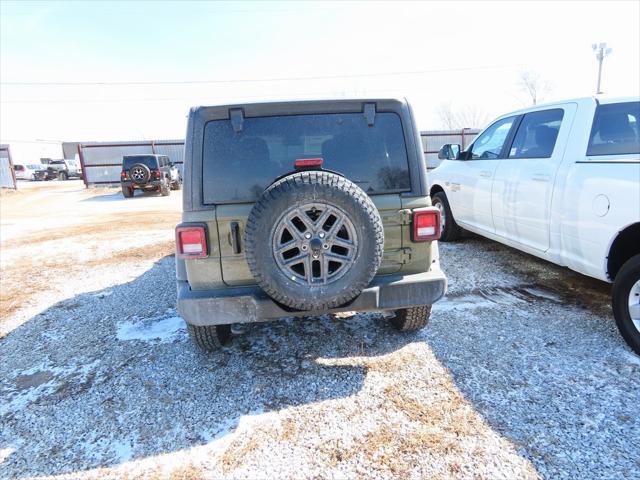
436,102,458,130
519,70,551,105
436,102,490,130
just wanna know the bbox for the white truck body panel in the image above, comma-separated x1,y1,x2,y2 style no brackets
429,96,640,283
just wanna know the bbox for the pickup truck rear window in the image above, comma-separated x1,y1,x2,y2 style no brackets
587,102,640,156
202,112,411,203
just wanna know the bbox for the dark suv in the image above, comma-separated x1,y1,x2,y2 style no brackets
120,154,181,198
176,99,447,351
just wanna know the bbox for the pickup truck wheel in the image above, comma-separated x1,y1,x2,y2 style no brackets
612,254,640,355
58,171,68,181
245,171,384,311
122,186,134,198
390,305,431,331
187,324,231,352
432,192,461,241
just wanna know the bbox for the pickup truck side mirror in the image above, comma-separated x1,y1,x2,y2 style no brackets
438,143,461,160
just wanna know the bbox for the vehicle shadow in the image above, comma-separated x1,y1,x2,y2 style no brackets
0,256,410,478
427,236,639,478
81,190,168,202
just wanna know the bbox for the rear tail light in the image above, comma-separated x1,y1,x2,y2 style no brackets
175,225,208,258
153,170,161,179
120,170,127,180
412,208,441,242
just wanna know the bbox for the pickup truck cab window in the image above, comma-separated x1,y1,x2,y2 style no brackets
469,116,516,159
587,101,640,156
509,109,564,159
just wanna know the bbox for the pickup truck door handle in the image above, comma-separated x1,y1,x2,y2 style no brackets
532,174,550,182
479,170,493,178
230,222,241,254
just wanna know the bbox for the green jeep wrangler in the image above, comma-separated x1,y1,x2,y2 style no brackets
176,99,447,351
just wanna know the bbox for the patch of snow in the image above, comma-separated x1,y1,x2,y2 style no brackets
0,360,100,417
116,316,186,343
522,287,562,302
0,447,16,464
623,350,640,366
112,439,135,463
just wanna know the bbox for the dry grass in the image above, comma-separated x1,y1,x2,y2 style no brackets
166,462,205,480
0,187,20,197
0,240,175,325
220,417,300,473
1,189,179,325
1,211,180,249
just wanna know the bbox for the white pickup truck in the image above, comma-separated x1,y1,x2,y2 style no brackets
429,96,640,354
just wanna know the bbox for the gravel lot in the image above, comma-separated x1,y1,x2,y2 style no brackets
1,182,639,479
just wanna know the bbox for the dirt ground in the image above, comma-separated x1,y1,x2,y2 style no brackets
1,181,638,480
0,180,181,334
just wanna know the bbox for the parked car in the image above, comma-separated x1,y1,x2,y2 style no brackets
120,154,181,198
429,96,640,354
175,99,447,351
14,164,48,181
46,159,83,180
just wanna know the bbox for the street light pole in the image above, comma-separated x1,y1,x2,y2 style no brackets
592,42,612,94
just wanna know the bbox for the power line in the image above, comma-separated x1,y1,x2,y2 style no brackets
1,64,522,86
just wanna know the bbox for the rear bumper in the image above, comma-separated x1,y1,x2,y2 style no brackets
121,180,162,188
177,267,447,326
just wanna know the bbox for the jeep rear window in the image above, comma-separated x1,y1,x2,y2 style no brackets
123,156,158,170
202,112,410,203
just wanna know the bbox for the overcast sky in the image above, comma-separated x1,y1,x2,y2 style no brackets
1,0,639,161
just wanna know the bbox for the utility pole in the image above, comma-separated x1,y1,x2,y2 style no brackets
592,42,612,94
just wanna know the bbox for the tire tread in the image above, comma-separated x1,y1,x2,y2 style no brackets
244,171,384,311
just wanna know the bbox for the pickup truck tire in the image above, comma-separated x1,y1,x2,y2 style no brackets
187,323,231,352
122,186,134,198
390,305,431,331
432,192,461,241
612,254,640,354
58,171,68,181
245,171,384,311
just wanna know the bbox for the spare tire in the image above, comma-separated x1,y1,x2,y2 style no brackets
245,171,384,311
129,163,151,184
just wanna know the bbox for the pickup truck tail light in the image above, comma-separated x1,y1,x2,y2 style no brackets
412,208,441,242
176,225,208,258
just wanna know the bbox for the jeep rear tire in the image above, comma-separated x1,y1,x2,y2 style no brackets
390,305,431,331
432,191,461,241
122,186,134,198
245,171,384,311
187,324,231,352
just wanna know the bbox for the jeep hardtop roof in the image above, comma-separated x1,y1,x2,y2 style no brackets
183,98,429,211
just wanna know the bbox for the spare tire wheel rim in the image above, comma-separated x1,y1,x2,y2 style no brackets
131,167,146,182
272,202,358,285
